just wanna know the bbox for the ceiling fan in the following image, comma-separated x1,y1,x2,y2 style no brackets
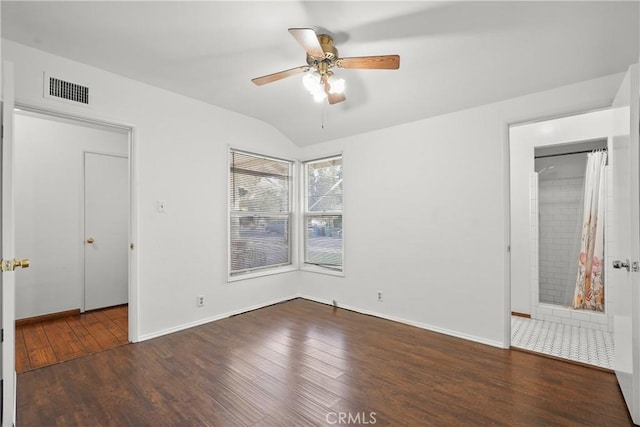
251,28,400,105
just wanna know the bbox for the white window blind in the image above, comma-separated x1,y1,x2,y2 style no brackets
304,156,343,270
229,150,292,276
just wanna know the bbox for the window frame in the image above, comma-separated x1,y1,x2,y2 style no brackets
227,148,297,281
301,154,344,276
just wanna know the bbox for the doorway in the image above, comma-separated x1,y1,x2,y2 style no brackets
13,109,131,370
509,109,615,369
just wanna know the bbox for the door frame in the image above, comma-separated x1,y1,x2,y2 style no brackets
14,103,139,343
502,106,613,347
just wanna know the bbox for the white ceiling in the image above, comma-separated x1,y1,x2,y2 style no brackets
2,1,639,146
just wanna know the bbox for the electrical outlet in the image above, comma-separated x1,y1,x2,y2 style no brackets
197,295,205,307
377,291,383,302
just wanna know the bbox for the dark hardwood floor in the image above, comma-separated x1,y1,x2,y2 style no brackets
16,305,128,373
17,299,632,426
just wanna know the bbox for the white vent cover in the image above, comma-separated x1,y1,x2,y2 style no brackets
43,73,90,105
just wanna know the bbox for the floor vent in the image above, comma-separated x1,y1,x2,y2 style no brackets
47,76,89,105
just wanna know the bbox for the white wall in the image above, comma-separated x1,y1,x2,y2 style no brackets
14,112,128,319
3,40,300,339
298,74,622,347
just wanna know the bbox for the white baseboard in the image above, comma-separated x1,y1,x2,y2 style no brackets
298,294,505,349
137,293,504,349
138,294,299,342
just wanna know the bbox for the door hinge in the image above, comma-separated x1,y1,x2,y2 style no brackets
633,261,640,272
2,329,4,342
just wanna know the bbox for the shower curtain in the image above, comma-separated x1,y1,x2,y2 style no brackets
572,151,607,311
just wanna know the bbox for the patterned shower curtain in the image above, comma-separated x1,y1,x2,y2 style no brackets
572,151,607,311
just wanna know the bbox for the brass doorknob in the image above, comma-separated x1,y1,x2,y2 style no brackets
0,258,30,272
86,237,95,244
13,259,29,270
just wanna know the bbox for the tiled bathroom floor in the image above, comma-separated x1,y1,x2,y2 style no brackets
511,316,614,370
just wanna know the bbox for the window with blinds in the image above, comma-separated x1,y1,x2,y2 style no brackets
229,150,293,276
304,156,343,271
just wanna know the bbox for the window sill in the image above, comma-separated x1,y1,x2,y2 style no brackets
228,265,297,283
301,264,344,277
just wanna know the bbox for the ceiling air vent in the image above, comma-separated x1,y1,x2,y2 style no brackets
45,75,90,105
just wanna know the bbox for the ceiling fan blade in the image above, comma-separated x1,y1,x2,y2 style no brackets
251,66,309,86
323,78,346,105
288,28,325,58
337,55,400,70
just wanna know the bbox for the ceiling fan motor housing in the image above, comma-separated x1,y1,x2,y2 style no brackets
306,34,337,75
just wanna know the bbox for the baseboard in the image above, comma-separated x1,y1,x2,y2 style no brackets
511,311,531,319
138,293,506,349
16,308,81,327
138,294,299,342
298,295,505,349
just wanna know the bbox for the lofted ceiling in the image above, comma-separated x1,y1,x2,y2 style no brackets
2,1,639,146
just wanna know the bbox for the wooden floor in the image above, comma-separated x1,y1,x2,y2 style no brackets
16,305,128,373
17,299,632,426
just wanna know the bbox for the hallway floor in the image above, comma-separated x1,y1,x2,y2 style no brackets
16,305,128,373
511,316,614,370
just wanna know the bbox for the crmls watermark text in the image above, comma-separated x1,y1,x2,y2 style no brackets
325,411,377,425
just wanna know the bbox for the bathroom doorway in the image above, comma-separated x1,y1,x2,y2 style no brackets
509,110,614,369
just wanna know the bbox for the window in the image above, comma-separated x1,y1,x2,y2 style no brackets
229,150,293,276
303,156,343,271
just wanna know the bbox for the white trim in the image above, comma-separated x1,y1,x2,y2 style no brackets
128,126,139,342
227,266,297,283
138,295,299,342
14,100,133,131
299,295,504,349
298,150,345,164
139,293,504,348
502,121,512,349
301,264,344,277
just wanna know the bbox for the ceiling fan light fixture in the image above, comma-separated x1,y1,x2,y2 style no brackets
327,75,345,94
303,71,327,102
302,70,321,92
312,91,327,103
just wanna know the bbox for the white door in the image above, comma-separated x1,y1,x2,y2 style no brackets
1,62,20,427
84,152,128,311
611,64,640,423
